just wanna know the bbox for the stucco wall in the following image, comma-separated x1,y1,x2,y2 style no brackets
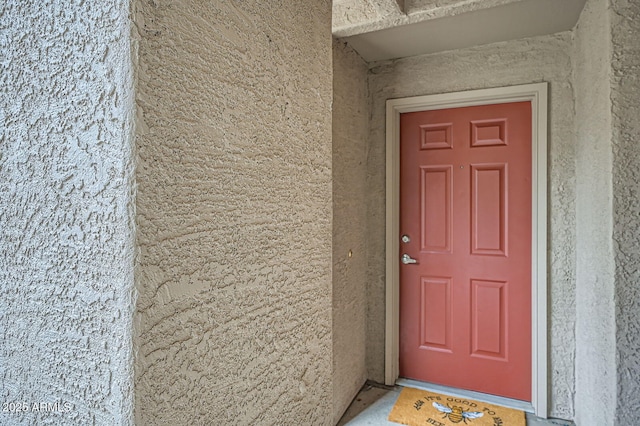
610,0,640,423
366,33,577,418
0,1,136,425
572,0,616,424
133,1,333,424
332,39,370,424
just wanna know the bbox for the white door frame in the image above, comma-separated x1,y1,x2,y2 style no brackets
384,83,548,417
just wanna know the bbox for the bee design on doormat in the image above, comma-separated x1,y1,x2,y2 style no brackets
432,401,484,424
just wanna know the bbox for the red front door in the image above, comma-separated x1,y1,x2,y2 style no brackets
399,101,532,401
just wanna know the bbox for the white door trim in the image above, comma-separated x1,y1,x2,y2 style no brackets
384,83,548,417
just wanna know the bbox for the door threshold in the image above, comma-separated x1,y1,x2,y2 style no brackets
396,378,534,414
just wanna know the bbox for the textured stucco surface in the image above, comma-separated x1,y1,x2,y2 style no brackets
405,0,524,17
333,0,527,36
332,39,370,424
572,0,616,424
366,34,577,418
610,0,640,423
133,1,333,424
0,1,136,425
333,0,381,30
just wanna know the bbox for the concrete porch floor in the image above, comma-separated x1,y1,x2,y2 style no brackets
338,382,575,426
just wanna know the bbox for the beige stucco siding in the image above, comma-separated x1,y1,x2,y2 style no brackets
573,0,616,424
610,0,640,423
0,1,136,424
332,39,371,423
133,1,334,424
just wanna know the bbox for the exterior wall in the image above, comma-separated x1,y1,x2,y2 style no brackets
610,0,640,423
572,0,616,424
366,33,577,418
332,39,370,423
133,1,333,424
0,1,136,425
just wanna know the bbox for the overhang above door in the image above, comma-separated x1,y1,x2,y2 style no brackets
332,0,587,62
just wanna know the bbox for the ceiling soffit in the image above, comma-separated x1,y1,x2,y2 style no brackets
333,0,587,62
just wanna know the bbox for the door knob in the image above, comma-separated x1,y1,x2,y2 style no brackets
401,254,418,265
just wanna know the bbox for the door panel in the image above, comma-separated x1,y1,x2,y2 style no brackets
420,166,452,253
420,276,452,352
471,279,507,360
399,101,532,401
471,163,507,256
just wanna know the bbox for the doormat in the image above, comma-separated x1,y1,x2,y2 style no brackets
388,387,525,426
